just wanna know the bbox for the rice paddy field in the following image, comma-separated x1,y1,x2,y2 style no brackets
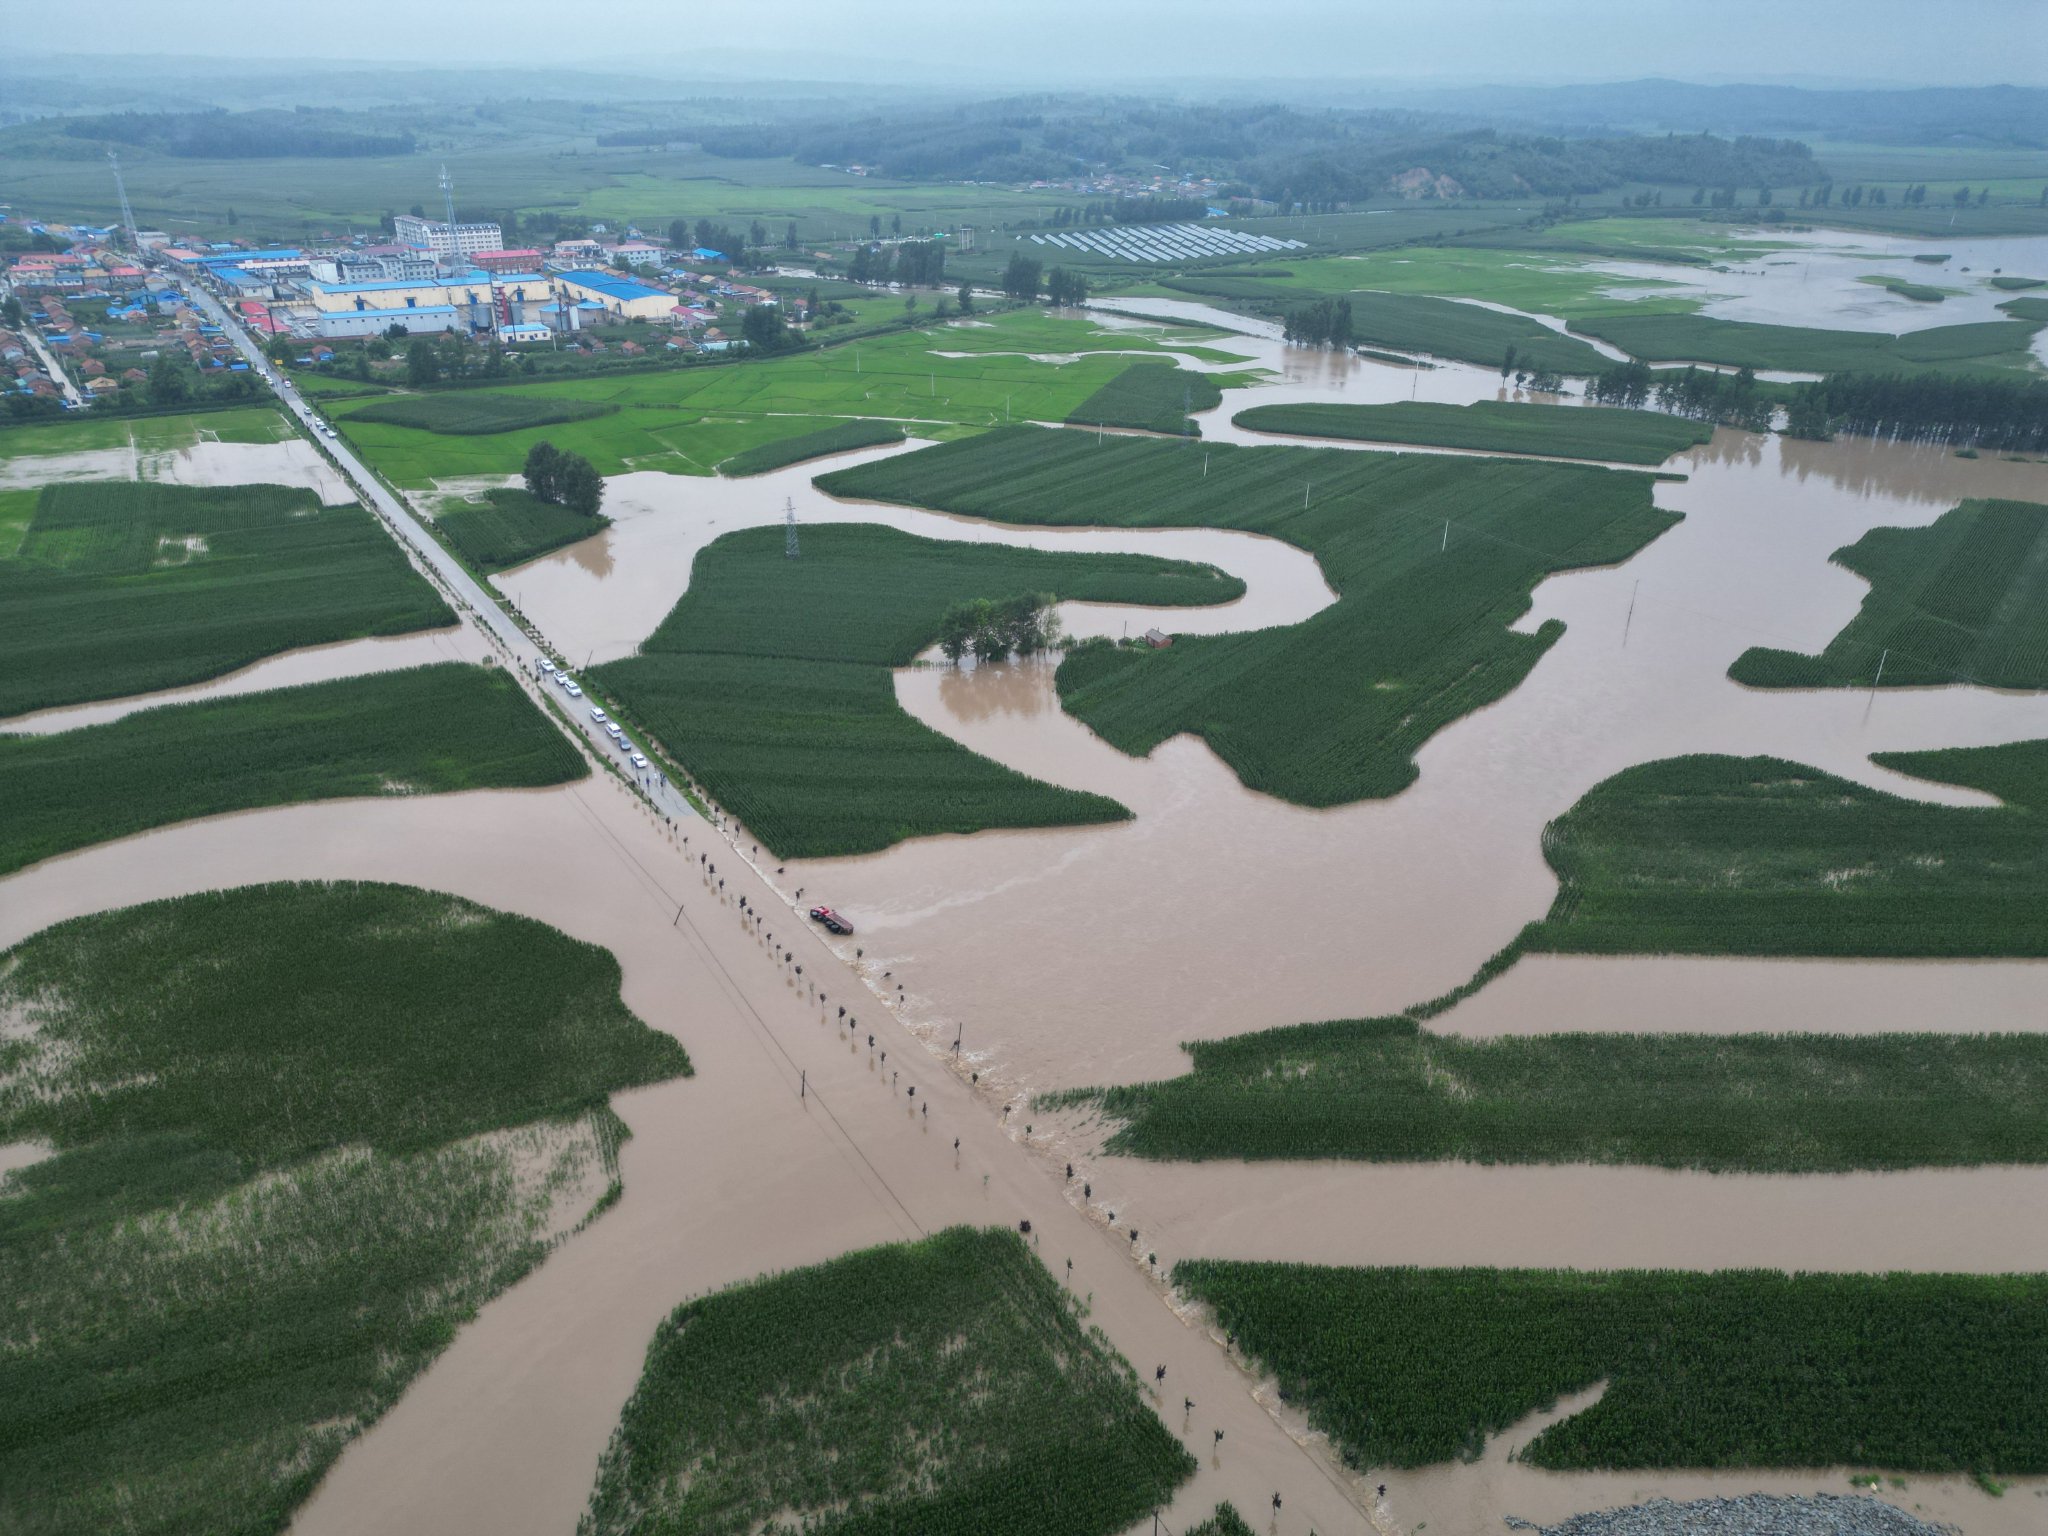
0,405,293,462
590,522,1243,857
432,487,612,573
0,880,690,1536
1528,742,2048,958
579,1227,1193,1536
817,427,1678,805
0,479,453,718
1061,1017,2048,1170
1729,498,2048,689
1233,400,1712,464
0,662,585,874
1173,1261,2048,1473
330,310,1249,486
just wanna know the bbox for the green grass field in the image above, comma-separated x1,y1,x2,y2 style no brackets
1060,1016,2048,1171
1528,741,2048,958
1174,1262,2048,1473
433,486,611,573
1234,400,1712,464
345,393,619,435
0,663,585,874
0,479,452,718
580,1227,1192,1536
332,310,1246,486
1065,360,1223,436
1569,311,2046,373
590,523,1243,858
1730,499,2048,689
718,417,905,476
0,880,689,1536
818,428,1677,806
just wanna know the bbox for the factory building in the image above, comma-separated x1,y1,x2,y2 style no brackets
552,268,675,321
391,214,504,260
312,304,461,338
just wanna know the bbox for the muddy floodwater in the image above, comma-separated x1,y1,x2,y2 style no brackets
0,434,352,502
1,627,480,735
12,247,2048,1536
495,444,1335,667
793,424,2048,1092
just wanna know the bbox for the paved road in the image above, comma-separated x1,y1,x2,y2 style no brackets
5,280,89,407
178,281,697,827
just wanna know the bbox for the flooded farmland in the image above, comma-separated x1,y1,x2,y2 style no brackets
10,242,2048,1536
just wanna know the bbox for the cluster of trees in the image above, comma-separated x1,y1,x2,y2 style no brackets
847,238,947,286
749,98,1820,202
521,441,605,517
59,109,414,159
936,593,1063,664
1001,255,1042,300
403,331,509,388
739,304,792,352
1785,372,2048,451
998,256,1085,305
1588,360,1773,432
1283,297,1354,348
1045,268,1090,306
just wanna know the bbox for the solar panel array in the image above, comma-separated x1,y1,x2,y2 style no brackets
1025,223,1307,264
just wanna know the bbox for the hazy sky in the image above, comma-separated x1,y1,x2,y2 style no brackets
8,0,2046,87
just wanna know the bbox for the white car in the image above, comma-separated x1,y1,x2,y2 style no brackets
590,707,608,724
554,673,574,690
630,752,649,770
538,659,557,676
563,682,583,698
604,723,624,741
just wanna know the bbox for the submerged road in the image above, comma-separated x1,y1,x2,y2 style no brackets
175,280,696,827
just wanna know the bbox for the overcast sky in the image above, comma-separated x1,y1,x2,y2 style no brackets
8,0,2046,87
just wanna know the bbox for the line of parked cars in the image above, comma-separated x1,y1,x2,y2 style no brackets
538,658,650,771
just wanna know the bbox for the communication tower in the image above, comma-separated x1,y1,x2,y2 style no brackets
784,498,800,559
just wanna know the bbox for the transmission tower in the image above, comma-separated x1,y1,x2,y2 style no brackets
784,497,800,559
438,163,458,233
107,151,139,252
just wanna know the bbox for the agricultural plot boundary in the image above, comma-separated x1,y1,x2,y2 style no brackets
1730,498,2048,690
1175,1261,2048,1474
1,479,453,719
0,881,690,1536
1,662,585,875
590,523,1245,859
817,427,1679,808
579,1227,1193,1536
1233,400,1712,465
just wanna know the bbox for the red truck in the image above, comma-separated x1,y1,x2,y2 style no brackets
808,905,854,936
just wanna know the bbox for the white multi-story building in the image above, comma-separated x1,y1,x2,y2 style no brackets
392,214,504,260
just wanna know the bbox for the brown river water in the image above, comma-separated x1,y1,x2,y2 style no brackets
9,279,2048,1534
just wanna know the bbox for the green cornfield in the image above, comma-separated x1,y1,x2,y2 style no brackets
579,1227,1194,1536
344,392,620,435
817,427,1678,806
1529,742,2048,957
435,487,611,573
0,662,586,874
591,522,1243,858
1173,1261,2048,1473
0,479,453,717
1730,499,2048,689
718,417,906,476
1059,1015,2048,1170
1568,312,2046,374
1234,401,1712,465
1065,361,1223,436
0,881,691,1536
